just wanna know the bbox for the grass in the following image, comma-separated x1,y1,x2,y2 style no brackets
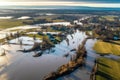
52,19,65,22
96,57,120,80
55,36,62,42
93,40,120,55
42,27,61,32
27,34,45,39
111,40,120,44
0,19,26,29
9,29,22,32
92,31,99,38
100,16,118,21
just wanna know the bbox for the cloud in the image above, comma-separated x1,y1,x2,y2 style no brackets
3,0,120,3
0,0,120,8
0,1,120,8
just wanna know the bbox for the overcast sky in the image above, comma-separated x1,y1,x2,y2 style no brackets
0,0,120,7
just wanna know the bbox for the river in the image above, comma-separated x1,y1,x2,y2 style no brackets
0,28,97,80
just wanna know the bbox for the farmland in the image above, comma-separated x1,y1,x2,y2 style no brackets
93,40,120,56
96,57,120,80
0,19,25,29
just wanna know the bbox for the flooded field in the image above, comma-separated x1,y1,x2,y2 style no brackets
0,28,93,80
0,4,120,80
0,16,13,19
1,24,118,80
57,39,99,80
1,22,119,80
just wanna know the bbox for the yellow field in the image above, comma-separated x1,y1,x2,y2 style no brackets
93,40,120,55
96,58,120,80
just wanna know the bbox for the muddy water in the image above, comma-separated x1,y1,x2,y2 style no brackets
0,30,94,80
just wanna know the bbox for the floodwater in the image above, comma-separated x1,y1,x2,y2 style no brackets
0,25,40,39
0,21,70,39
57,39,99,80
39,22,71,26
58,39,120,80
9,36,42,45
0,16,13,19
0,29,96,80
17,16,31,20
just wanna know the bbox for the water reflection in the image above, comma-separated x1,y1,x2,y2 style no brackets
0,30,89,80
58,39,98,80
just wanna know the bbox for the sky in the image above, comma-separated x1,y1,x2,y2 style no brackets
0,0,120,8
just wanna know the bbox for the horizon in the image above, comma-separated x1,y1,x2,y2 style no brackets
1,5,120,10
0,0,120,8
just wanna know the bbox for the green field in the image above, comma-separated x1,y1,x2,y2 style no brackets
99,16,118,21
0,19,26,29
96,58,120,80
93,40,120,55
27,34,45,39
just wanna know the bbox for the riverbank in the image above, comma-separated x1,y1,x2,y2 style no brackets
90,61,97,80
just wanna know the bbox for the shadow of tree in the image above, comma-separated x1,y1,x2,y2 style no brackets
96,70,114,80
97,62,111,68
